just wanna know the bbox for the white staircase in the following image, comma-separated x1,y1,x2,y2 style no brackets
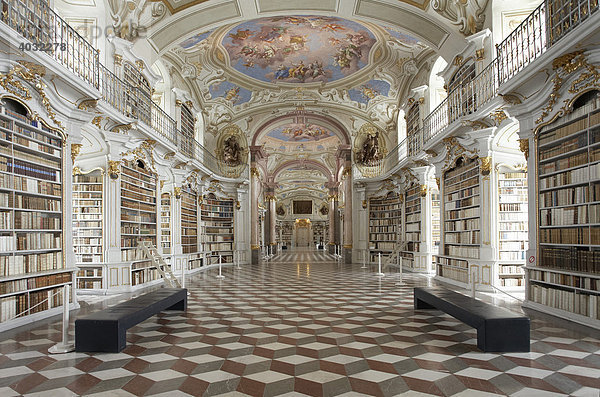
137,241,181,288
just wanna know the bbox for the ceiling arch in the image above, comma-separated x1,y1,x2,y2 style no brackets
271,159,335,183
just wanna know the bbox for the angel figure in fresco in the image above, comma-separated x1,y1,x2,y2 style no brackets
223,136,242,166
229,29,253,41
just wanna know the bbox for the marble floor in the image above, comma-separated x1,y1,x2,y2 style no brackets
0,252,599,396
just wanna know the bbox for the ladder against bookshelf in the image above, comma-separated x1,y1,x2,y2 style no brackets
160,193,171,255
201,195,234,265
497,169,528,289
120,159,161,287
0,98,76,330
73,170,104,291
368,192,402,263
181,188,198,255
525,91,600,328
437,156,482,286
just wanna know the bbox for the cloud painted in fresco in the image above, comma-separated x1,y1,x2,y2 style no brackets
383,27,421,46
179,30,214,49
348,79,391,104
208,81,252,105
222,16,376,84
266,123,335,142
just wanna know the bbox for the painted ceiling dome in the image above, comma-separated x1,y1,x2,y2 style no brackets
221,16,377,84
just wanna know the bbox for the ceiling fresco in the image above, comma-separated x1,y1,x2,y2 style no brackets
383,27,422,47
179,29,214,49
222,16,377,84
208,81,252,105
348,79,392,105
266,123,335,142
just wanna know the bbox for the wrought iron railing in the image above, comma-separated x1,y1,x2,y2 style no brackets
2,0,599,179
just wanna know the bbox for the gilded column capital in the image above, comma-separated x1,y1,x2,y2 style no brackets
419,184,428,197
71,143,82,164
479,156,492,176
518,138,529,160
108,160,120,179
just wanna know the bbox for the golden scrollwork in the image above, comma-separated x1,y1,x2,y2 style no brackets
73,166,82,175
185,100,194,109
160,180,165,190
120,139,157,174
419,184,428,197
175,99,182,107
453,55,463,66
328,194,338,201
92,116,103,129
110,123,133,134
264,194,276,201
442,136,479,172
164,152,176,160
135,60,145,71
475,48,485,61
250,167,260,178
500,93,523,105
425,149,438,157
341,166,352,180
77,99,98,111
479,156,492,175
518,138,529,160
174,187,182,198
461,119,491,130
418,97,425,104
489,109,508,125
362,200,367,209
435,177,440,189
108,160,121,179
71,143,82,164
114,54,122,66
236,200,241,210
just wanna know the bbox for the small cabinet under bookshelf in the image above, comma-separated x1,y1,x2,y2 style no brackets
0,98,74,330
181,187,198,254
201,195,234,265
497,169,528,288
527,92,600,328
368,192,402,263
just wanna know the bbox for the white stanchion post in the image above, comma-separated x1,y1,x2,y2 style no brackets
396,255,403,285
217,255,225,279
361,249,367,269
471,271,476,298
376,252,384,276
236,250,241,269
181,264,186,289
49,285,74,354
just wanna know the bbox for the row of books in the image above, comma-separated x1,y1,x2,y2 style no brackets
200,236,233,242
446,186,479,202
77,268,103,278
369,233,399,241
372,242,397,250
540,151,588,175
121,190,156,204
499,194,528,203
121,180,155,196
0,271,71,295
369,211,402,219
539,185,588,207
121,248,153,260
499,232,528,241
540,205,589,226
445,230,480,244
436,264,469,283
73,229,102,237
406,213,420,223
539,165,591,189
500,222,527,231
405,204,420,214
444,196,480,210
120,226,156,235
74,175,102,183
444,218,479,231
539,247,600,273
204,227,233,234
501,252,525,264
121,167,155,185
201,242,233,250
12,122,62,148
13,212,60,230
77,281,102,289
201,205,234,213
529,268,599,290
406,223,420,232
538,117,588,146
499,264,525,274
444,162,478,181
499,240,528,250
444,245,480,258
12,194,60,211
498,212,528,221
201,212,234,218
0,158,60,182
405,232,420,242
121,214,156,223
131,268,159,286
16,233,61,251
500,278,524,287
444,176,479,195
0,286,66,323
539,227,592,245
121,200,156,213
445,207,479,220
499,203,527,212
74,245,102,254
0,251,63,276
11,147,60,169
73,184,102,192
539,133,587,161
121,236,155,248
529,283,598,319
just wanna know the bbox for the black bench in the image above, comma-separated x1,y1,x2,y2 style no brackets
75,288,187,353
414,287,530,352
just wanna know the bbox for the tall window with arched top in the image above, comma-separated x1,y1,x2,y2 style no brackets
448,61,476,122
123,62,151,125
180,103,195,158
406,100,421,157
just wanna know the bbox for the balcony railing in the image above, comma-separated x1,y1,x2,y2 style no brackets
2,0,599,180
0,0,246,179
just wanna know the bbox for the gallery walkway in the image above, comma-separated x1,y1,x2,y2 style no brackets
0,253,599,396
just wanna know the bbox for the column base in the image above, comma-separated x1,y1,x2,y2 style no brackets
251,248,260,265
343,247,352,264
328,244,335,254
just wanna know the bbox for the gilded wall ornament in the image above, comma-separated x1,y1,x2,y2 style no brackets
91,116,103,129
77,99,98,111
419,184,428,197
108,160,121,179
475,48,485,61
174,187,182,199
489,109,508,125
120,139,157,174
461,119,491,130
518,138,529,160
500,93,523,105
71,143,82,164
114,54,123,66
479,156,492,175
111,123,133,134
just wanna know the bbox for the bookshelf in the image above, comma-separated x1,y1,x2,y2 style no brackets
201,195,234,265
403,185,421,267
368,192,402,263
160,193,171,255
181,188,198,254
120,159,158,286
73,170,104,290
281,221,293,248
497,169,528,288
432,189,441,250
437,156,480,284
526,93,600,327
312,221,326,248
0,98,74,329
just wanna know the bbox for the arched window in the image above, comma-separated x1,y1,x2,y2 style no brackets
123,62,151,124
180,103,194,157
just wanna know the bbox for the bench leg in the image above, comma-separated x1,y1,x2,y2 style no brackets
166,297,186,311
414,296,436,310
76,321,127,353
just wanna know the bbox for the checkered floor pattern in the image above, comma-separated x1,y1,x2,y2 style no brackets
1,255,599,396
